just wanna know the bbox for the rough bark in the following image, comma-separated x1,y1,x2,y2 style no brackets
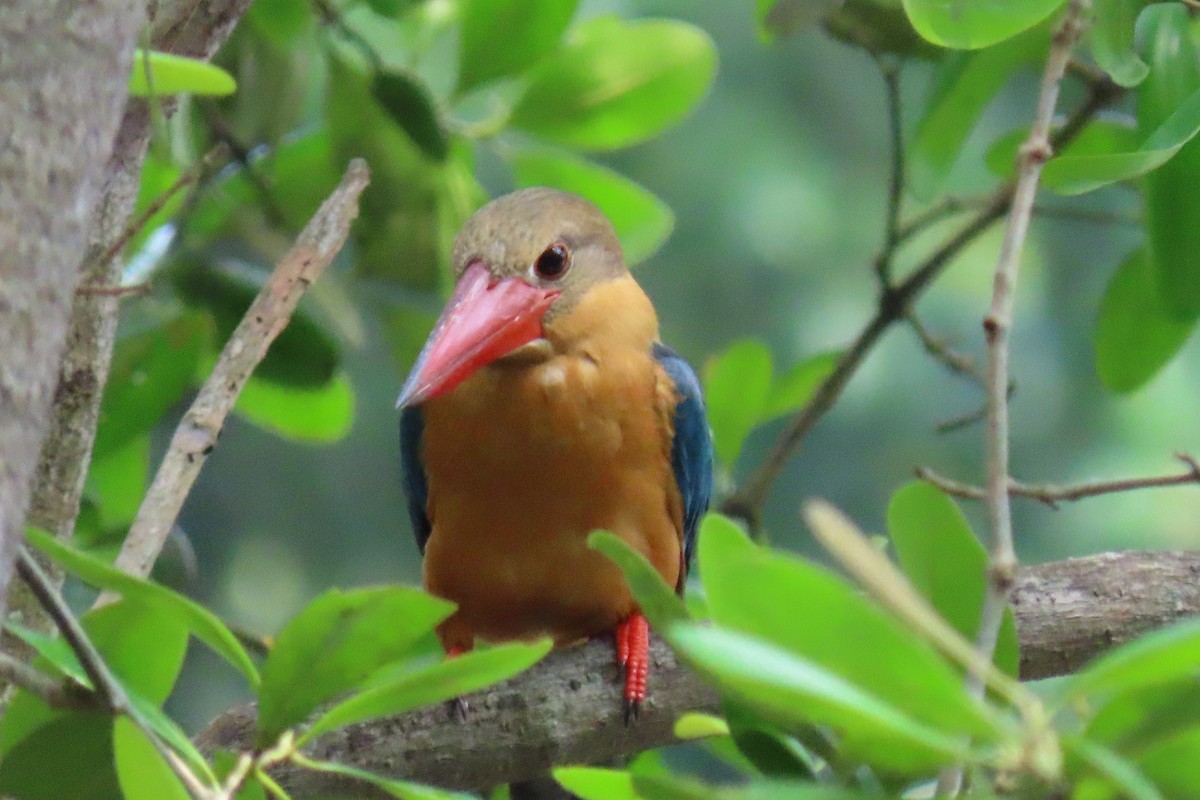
195,550,1200,797
28,0,251,543
0,0,145,622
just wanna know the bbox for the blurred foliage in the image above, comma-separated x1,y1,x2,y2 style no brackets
12,0,1200,797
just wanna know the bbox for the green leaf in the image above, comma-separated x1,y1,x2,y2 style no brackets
171,255,341,389
985,120,1140,182
0,714,120,800
674,712,731,740
94,311,212,458
299,640,551,744
760,350,839,422
113,717,192,800
246,0,315,47
129,49,236,97
1067,737,1166,800
1063,617,1200,702
3,621,89,685
510,17,716,151
587,531,689,628
704,340,773,466
900,0,1066,49
908,32,1043,199
128,693,217,785
234,372,356,443
510,149,674,265
127,154,185,256
1140,4,1200,319
257,586,454,744
372,71,449,162
756,0,841,41
554,767,640,800
83,601,190,706
26,527,261,688
1089,0,1149,87
1131,726,1200,798
1086,680,1200,750
887,482,1020,677
1040,86,1200,195
822,0,942,59
296,757,476,798
698,514,1000,740
457,0,579,93
327,56,483,291
84,435,150,533
189,129,341,238
669,624,972,773
1094,248,1195,392
723,702,820,779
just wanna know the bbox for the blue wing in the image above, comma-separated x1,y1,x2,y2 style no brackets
652,343,714,591
400,405,432,554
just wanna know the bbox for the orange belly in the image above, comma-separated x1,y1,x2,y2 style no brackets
419,347,682,651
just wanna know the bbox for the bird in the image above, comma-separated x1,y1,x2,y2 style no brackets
396,187,712,720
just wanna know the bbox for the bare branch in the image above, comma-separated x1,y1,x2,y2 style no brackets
974,0,1089,695
16,549,129,714
194,551,1200,796
109,160,370,584
915,455,1200,509
874,57,905,287
941,7,1092,795
719,72,1121,529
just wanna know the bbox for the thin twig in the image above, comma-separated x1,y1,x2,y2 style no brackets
943,5,1090,796
916,454,1200,509
719,72,1121,529
0,651,98,710
107,160,370,587
199,105,291,231
907,314,983,385
16,548,129,713
87,143,228,274
874,57,905,287
75,282,152,298
933,380,1017,436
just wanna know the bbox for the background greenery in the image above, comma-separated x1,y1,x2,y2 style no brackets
135,0,1200,728
10,0,1200,797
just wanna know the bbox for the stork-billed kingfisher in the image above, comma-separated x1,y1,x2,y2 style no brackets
397,188,713,719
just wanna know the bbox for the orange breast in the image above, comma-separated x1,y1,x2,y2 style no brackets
418,279,682,650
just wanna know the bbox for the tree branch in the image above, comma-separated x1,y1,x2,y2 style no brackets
974,0,1088,698
194,550,1200,797
0,0,146,625
0,652,97,712
915,455,1200,508
109,159,370,583
719,71,1122,529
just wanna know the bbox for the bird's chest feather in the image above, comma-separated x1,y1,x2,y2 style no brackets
419,348,682,644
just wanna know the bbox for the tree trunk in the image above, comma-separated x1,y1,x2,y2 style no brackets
0,0,145,620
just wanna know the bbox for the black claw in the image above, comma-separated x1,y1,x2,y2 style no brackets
623,698,641,726
447,696,470,721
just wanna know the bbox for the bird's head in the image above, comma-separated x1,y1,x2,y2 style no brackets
396,187,626,407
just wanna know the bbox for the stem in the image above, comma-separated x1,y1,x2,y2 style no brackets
916,455,1200,508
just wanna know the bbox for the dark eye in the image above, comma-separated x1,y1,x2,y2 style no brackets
534,242,571,280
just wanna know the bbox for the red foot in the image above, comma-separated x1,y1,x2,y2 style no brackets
614,613,649,724
446,644,469,658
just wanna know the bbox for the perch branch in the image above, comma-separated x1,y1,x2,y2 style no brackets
109,160,370,584
915,454,1200,509
719,71,1121,529
194,551,1200,796
874,57,904,287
